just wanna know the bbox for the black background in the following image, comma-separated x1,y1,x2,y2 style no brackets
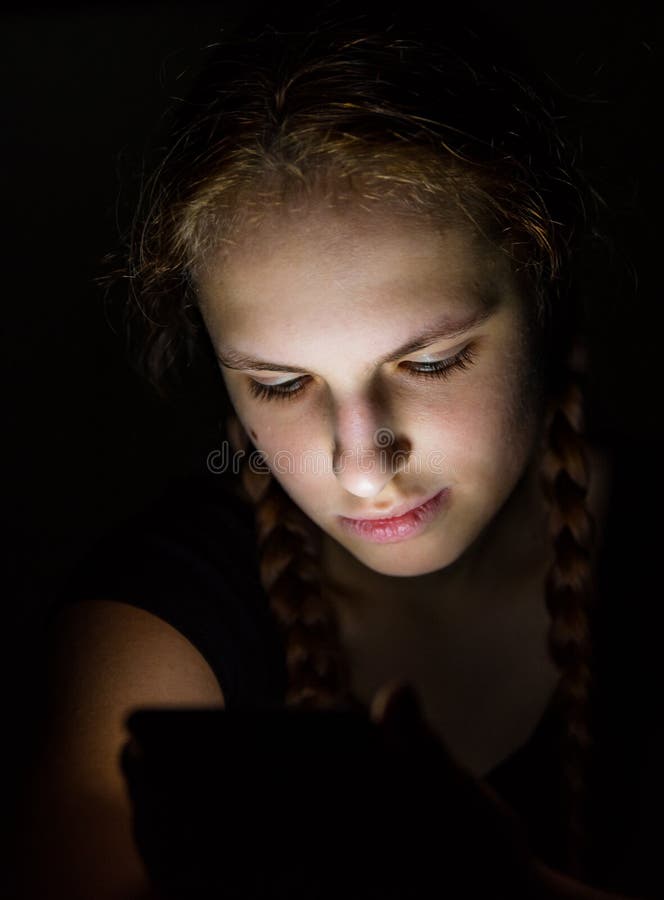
3,0,661,890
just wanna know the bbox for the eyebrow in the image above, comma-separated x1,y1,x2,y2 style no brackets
215,299,498,373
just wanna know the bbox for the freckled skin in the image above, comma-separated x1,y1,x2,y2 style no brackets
196,206,548,610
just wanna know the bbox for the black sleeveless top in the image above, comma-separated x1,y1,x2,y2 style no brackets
49,434,662,898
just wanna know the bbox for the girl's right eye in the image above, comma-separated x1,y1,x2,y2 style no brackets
247,376,311,403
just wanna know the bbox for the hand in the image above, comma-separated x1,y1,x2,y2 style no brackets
366,678,541,899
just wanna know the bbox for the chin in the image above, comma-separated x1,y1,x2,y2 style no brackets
340,528,464,579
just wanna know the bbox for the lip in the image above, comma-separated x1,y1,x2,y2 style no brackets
338,487,451,544
342,489,443,521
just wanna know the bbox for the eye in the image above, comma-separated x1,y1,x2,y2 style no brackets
247,376,311,403
246,344,477,403
401,344,477,381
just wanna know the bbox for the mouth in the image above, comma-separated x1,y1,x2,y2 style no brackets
337,487,451,544
341,488,444,521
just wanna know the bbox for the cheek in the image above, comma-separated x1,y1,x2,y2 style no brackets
416,370,537,482
223,378,282,450
222,380,330,482
238,413,327,485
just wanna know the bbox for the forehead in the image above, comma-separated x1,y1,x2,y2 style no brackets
196,207,514,331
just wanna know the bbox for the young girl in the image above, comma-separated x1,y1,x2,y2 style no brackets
14,9,660,900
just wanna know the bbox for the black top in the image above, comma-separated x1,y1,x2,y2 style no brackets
50,435,662,898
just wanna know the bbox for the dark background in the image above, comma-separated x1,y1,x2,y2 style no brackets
2,0,661,886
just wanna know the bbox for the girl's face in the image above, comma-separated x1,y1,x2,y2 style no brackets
196,207,543,579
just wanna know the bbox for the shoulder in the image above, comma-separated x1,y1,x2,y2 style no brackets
586,431,664,614
586,432,664,546
37,597,225,774
15,597,222,900
589,432,663,745
46,597,226,714
50,470,287,710
590,431,664,548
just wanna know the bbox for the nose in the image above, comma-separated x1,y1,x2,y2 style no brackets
331,400,410,498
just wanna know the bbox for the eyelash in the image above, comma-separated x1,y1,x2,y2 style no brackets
246,345,477,403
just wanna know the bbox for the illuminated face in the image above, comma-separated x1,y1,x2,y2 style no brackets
196,206,543,579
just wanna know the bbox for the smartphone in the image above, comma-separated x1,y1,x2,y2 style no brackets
120,706,404,899
120,705,535,900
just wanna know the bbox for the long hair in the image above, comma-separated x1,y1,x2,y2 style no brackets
98,10,613,882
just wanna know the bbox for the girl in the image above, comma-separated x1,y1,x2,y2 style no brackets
14,8,659,900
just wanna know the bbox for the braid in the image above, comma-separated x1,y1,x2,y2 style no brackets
227,413,358,712
538,336,599,881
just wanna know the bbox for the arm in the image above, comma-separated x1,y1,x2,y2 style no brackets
13,598,225,900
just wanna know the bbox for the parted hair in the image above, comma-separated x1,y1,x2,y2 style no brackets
99,10,614,883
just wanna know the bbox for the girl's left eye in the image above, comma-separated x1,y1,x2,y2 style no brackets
246,344,477,404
